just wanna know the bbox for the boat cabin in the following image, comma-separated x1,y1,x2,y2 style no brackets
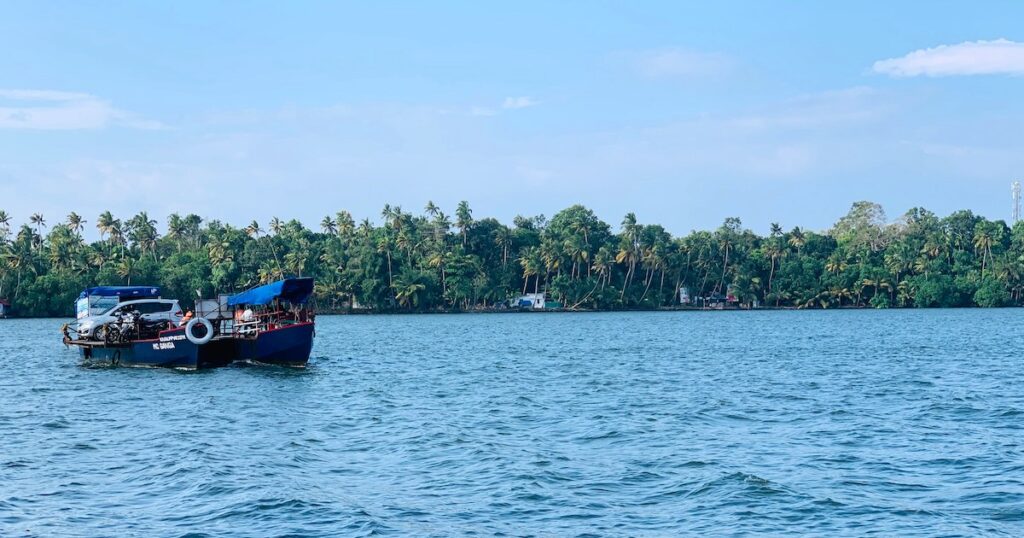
222,278,315,336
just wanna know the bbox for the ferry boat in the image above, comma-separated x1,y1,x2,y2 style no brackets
64,278,316,370
64,285,229,369
67,325,237,369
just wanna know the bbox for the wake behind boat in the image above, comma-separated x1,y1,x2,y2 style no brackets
63,278,316,370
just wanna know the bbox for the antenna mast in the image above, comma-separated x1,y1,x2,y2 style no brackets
1014,181,1021,223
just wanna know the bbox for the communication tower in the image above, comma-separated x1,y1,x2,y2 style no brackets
1014,181,1022,223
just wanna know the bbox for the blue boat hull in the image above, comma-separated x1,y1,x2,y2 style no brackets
234,322,314,367
78,327,234,370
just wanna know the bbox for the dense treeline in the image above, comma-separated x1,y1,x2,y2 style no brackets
0,201,1022,317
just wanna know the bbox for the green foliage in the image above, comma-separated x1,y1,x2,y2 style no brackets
911,275,958,308
1,201,1023,316
974,277,1011,307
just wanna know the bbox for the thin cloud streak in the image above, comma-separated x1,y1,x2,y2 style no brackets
502,96,539,109
0,88,164,130
620,47,734,78
873,39,1024,77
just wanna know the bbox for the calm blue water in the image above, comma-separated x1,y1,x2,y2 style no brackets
1,310,1022,536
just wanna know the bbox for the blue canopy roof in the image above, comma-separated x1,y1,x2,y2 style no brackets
227,278,314,306
79,286,160,299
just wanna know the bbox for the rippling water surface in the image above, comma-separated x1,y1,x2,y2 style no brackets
1,310,1022,536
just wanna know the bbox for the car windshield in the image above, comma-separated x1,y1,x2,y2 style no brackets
89,296,119,316
103,303,135,316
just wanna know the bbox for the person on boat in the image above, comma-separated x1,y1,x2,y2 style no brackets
234,306,257,334
179,310,193,326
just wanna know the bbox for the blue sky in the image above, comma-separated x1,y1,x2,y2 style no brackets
2,1,1024,237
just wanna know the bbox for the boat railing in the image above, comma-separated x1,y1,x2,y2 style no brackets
221,307,312,337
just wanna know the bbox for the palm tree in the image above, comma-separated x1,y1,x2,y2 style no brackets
424,200,439,218
97,211,115,240
540,239,561,282
394,279,426,308
208,240,234,266
788,227,806,254
395,229,414,268
617,213,640,300
519,246,541,294
183,214,203,248
29,213,45,234
640,243,666,302
921,235,942,259
380,204,405,232
66,212,85,237
861,277,891,306
166,213,185,252
117,255,135,285
88,247,108,270
427,250,449,296
825,256,847,276
3,240,31,299
245,220,262,238
494,227,513,267
456,201,473,246
358,218,373,239
336,211,355,238
717,235,733,293
564,235,589,280
128,212,159,262
377,235,394,289
973,224,995,278
110,219,127,256
433,211,451,244
284,250,306,277
320,216,337,235
269,217,283,236
764,238,786,299
591,246,613,290
0,210,11,244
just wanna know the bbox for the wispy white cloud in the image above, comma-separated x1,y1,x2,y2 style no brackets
7,84,1018,235
0,88,163,130
873,39,1024,77
467,97,538,117
502,96,539,110
621,48,734,78
0,89,93,101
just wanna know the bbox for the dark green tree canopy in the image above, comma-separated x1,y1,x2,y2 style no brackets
1,201,1022,317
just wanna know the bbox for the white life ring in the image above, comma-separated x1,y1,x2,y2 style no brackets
185,317,214,345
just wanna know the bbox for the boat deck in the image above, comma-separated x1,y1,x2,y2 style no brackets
66,339,118,348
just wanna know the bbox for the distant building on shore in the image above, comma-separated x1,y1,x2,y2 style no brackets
514,293,547,309
510,293,564,309
0,299,9,318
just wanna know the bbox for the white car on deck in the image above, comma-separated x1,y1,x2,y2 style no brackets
77,299,184,339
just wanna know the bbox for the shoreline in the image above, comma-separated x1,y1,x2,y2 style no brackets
8,304,1021,320
313,304,1022,315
